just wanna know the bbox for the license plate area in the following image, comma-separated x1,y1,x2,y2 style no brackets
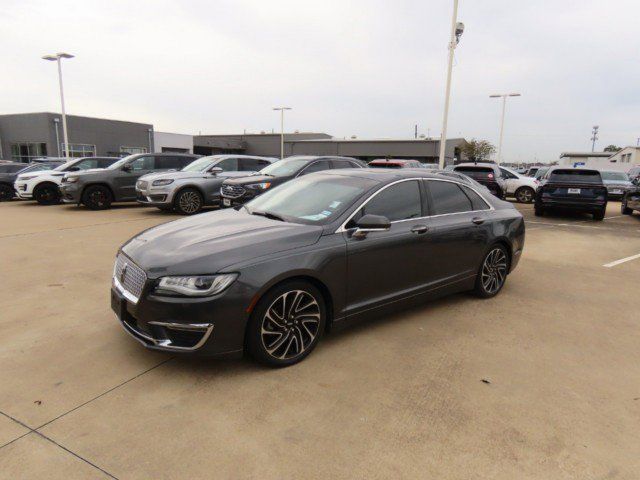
111,288,127,319
567,188,581,194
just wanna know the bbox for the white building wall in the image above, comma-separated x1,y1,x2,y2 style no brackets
607,146,640,169
153,132,193,153
559,154,630,172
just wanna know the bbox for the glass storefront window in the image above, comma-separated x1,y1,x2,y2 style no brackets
10,142,48,162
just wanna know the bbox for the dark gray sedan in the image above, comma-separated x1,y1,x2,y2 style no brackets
112,169,525,367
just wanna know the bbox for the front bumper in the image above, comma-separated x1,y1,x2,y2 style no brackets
220,191,259,208
14,182,33,199
59,183,81,203
135,185,174,206
111,270,249,356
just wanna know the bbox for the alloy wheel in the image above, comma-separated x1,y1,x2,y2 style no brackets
481,248,508,294
38,186,57,203
260,290,321,360
178,191,202,214
90,190,107,207
516,188,534,203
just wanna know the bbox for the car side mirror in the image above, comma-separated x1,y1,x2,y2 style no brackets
352,214,391,239
121,164,132,172
208,167,223,176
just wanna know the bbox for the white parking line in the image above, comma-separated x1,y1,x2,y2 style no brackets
604,215,623,220
603,253,640,268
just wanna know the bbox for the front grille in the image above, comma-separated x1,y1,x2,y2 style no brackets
221,184,246,198
114,254,147,302
136,180,148,190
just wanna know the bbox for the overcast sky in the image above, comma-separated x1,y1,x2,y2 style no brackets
1,0,639,162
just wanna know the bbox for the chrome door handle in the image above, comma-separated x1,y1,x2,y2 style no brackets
471,217,485,225
411,225,429,234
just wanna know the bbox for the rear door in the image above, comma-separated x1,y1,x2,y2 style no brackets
345,180,435,314
423,180,491,283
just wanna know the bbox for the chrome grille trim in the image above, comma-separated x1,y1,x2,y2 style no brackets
113,254,147,304
221,184,246,198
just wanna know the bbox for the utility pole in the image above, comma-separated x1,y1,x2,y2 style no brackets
591,126,599,152
272,107,292,159
437,1,464,169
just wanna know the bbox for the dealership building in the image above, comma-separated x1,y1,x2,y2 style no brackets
0,112,466,164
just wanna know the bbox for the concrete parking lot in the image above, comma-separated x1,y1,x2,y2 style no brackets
1,200,639,479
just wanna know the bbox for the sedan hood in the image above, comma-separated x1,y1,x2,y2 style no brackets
140,171,207,182
223,174,290,186
122,208,323,276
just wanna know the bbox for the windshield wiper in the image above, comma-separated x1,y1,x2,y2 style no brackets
251,210,285,222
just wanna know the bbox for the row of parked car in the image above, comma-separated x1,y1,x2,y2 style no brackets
2,154,640,220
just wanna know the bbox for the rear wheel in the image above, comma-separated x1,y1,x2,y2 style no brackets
621,199,632,215
515,186,535,203
473,245,509,298
0,183,14,201
174,188,203,215
82,185,113,210
246,281,326,367
593,208,605,221
34,183,61,205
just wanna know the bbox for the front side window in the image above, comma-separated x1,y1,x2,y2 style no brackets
246,174,377,225
428,180,472,215
260,158,312,177
73,158,100,170
360,180,422,222
299,160,332,176
130,156,155,171
239,158,270,171
215,158,239,171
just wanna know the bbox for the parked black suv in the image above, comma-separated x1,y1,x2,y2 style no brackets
535,168,607,220
621,176,640,215
220,156,365,207
60,153,200,209
450,163,506,199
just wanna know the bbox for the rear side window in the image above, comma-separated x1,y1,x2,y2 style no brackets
239,158,270,171
454,166,496,181
331,160,356,169
427,180,472,215
461,185,490,210
362,180,422,222
73,159,99,170
549,169,602,184
216,157,239,171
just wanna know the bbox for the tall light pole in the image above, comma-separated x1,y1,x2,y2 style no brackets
438,1,464,169
591,125,599,152
272,107,291,159
42,52,74,159
489,93,521,164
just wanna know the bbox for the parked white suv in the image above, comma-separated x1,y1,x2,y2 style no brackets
499,166,539,203
15,156,119,204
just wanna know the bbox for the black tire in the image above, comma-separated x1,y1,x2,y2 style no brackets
593,208,605,221
0,183,14,201
246,280,326,367
621,200,632,215
173,188,203,215
34,183,61,205
473,245,510,298
534,205,544,216
82,185,113,210
515,186,535,204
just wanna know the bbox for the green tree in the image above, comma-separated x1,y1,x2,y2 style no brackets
461,139,496,162
603,145,621,152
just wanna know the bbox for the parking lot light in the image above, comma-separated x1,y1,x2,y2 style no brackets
490,93,521,164
42,52,74,159
273,107,292,159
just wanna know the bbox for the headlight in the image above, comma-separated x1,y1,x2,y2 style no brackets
152,179,174,186
65,176,79,183
246,182,271,190
155,273,238,297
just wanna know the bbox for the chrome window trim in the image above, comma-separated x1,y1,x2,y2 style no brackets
335,177,494,233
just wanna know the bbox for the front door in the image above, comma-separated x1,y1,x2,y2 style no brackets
114,155,155,200
344,180,436,315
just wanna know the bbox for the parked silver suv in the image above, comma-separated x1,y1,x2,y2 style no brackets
136,155,276,214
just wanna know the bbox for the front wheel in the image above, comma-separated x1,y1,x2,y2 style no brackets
473,245,509,298
593,208,605,221
82,185,113,210
246,281,326,367
621,200,632,215
515,187,535,204
173,188,203,215
34,184,61,205
0,183,14,201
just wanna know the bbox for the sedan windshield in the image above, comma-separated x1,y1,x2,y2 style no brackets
53,159,78,171
601,171,629,182
182,156,216,172
107,155,136,170
259,158,310,177
246,174,377,225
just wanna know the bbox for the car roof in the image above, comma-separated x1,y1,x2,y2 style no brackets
321,167,473,183
454,162,498,169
